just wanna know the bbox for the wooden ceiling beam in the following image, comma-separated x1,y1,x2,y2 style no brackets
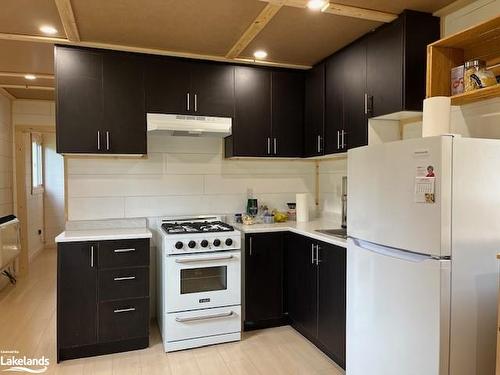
226,3,283,59
54,0,81,42
260,0,397,23
0,88,15,100
321,3,397,23
0,32,311,70
0,72,54,79
0,84,55,91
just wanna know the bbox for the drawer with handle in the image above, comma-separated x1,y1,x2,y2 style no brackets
165,305,241,342
98,267,149,301
98,239,149,268
99,297,149,343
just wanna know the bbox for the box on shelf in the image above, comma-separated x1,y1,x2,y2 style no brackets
451,65,464,96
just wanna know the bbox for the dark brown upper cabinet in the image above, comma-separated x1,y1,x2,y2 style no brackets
325,41,367,154
271,70,304,157
56,47,103,154
325,50,347,155
304,63,325,157
102,52,146,154
226,66,271,157
320,10,438,156
144,57,192,115
366,10,440,118
55,46,146,155
225,66,304,158
190,62,235,117
145,57,235,118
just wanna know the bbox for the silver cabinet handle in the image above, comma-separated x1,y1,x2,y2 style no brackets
97,131,101,151
114,276,136,281
114,248,135,253
175,311,234,323
90,245,94,268
194,94,198,112
175,254,234,263
364,93,368,115
342,130,345,149
337,131,340,150
274,138,277,155
316,245,321,265
114,307,136,313
187,93,190,111
106,131,110,151
311,243,316,264
317,135,321,153
267,137,271,154
249,236,253,256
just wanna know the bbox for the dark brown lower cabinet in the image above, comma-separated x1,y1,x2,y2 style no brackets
57,238,150,362
285,232,346,369
244,232,287,330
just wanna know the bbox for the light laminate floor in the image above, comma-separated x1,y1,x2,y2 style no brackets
0,247,344,374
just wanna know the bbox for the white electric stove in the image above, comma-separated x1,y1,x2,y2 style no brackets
156,216,241,352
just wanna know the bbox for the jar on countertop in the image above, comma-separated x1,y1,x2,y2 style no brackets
464,59,497,92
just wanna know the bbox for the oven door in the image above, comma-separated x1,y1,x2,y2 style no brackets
165,250,241,313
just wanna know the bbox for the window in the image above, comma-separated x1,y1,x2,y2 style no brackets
31,133,43,193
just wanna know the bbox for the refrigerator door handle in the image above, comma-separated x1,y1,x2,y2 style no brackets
352,238,434,263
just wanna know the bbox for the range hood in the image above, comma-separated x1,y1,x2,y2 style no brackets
147,113,232,137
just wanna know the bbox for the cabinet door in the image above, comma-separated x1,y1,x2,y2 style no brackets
344,42,368,150
317,242,346,369
286,233,318,340
55,47,103,153
145,57,191,115
324,52,345,155
103,52,146,154
272,70,304,157
245,232,283,327
366,19,403,118
232,66,272,157
191,62,234,117
304,63,325,157
57,242,98,348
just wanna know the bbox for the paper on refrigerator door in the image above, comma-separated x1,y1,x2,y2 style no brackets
415,177,435,203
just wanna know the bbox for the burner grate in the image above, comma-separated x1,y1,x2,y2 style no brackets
162,221,234,234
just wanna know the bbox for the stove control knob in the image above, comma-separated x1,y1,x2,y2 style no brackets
175,241,184,250
201,240,209,248
188,241,196,249
213,239,221,247
225,238,233,246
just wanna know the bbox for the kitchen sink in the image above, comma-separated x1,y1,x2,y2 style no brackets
315,228,347,239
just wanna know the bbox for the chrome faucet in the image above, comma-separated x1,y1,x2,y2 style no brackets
341,176,347,229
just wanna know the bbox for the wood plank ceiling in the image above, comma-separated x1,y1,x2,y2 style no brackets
0,0,457,100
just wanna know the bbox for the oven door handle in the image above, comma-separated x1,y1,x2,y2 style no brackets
175,311,234,323
175,254,234,263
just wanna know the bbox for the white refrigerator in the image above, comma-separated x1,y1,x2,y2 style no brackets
346,135,500,375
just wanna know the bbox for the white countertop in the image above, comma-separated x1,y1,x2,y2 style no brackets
232,218,347,248
55,227,153,243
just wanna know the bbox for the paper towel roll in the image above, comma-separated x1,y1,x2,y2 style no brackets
422,96,451,137
296,193,309,223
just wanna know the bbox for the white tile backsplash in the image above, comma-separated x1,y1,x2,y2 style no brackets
68,197,125,220
66,133,324,221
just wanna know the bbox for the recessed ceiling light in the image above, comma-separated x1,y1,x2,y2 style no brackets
253,50,268,59
24,74,36,80
39,25,58,35
307,0,327,11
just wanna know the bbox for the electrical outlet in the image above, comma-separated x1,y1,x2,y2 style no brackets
247,188,254,199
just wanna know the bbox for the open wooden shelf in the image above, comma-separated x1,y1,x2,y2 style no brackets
450,83,500,106
427,15,500,105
